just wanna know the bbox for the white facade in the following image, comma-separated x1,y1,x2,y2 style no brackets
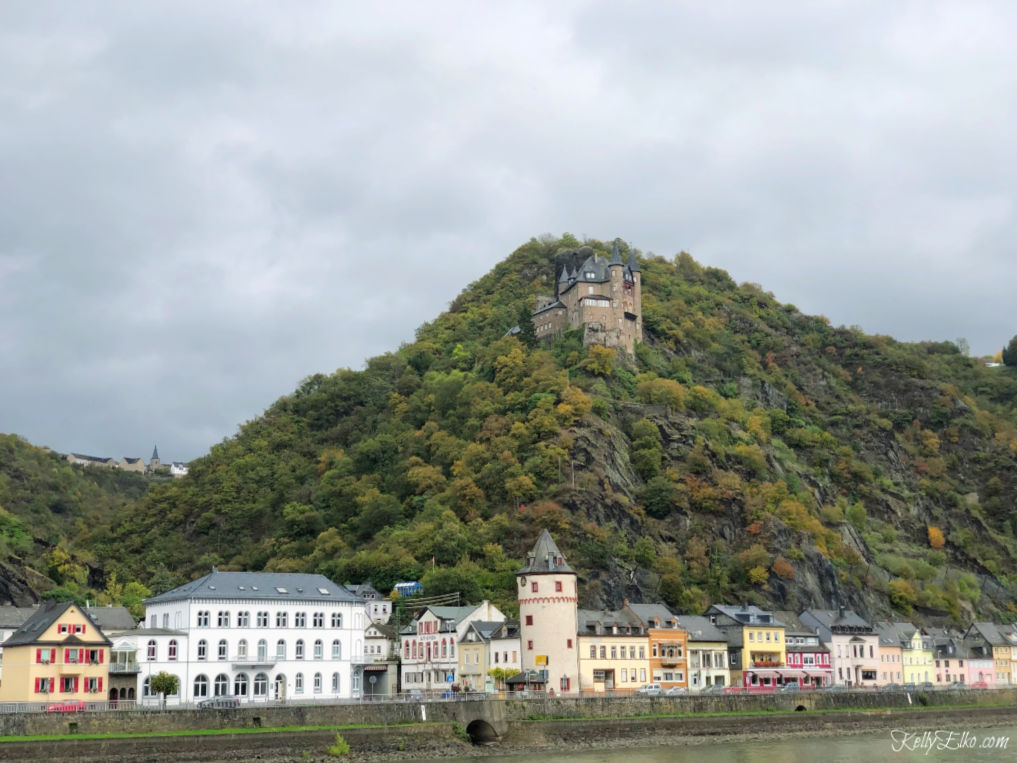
400,602,505,692
141,572,368,704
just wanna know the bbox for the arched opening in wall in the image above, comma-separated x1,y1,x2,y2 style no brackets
795,705,807,712
465,719,499,745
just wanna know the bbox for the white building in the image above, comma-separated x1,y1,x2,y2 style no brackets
400,601,505,693
346,583,392,624
141,571,368,704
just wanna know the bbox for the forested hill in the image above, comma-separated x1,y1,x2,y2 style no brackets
98,235,1017,623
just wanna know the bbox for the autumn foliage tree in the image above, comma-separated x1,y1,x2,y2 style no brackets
927,526,945,550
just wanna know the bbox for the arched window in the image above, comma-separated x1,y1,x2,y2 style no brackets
254,672,268,697
404,641,409,659
296,640,305,660
147,640,157,660
313,612,324,628
276,640,286,660
234,673,249,697
237,611,250,628
142,676,152,697
276,612,288,628
198,640,207,660
194,675,209,698
237,639,248,659
441,640,447,658
334,640,342,660
257,640,267,662
295,673,304,694
168,639,178,661
314,639,323,660
448,641,454,657
218,611,230,627
332,612,342,628
313,672,322,693
218,640,228,660
214,674,229,697
331,672,340,693
295,612,306,628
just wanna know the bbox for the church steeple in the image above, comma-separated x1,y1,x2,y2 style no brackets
151,445,160,462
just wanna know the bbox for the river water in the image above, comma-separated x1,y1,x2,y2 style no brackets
427,724,1017,762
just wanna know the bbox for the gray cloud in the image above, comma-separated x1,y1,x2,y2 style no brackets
2,1,1015,461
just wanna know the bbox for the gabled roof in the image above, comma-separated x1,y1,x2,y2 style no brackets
490,620,520,640
801,608,874,633
0,605,41,629
626,603,678,628
425,605,480,625
772,611,819,637
3,601,110,647
461,620,505,644
144,571,361,605
85,606,137,631
967,622,1008,647
673,615,726,643
346,582,384,600
577,608,643,634
518,530,574,575
707,604,785,628
366,622,398,639
875,621,917,647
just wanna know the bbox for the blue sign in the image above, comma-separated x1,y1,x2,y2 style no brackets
447,674,454,683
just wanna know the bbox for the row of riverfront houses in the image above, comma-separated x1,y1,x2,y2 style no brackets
1,532,1015,705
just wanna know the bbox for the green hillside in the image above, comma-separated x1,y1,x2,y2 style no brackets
0,434,151,604
92,235,1017,622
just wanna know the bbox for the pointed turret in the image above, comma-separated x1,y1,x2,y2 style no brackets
627,247,640,272
609,240,623,266
519,529,574,574
151,445,160,462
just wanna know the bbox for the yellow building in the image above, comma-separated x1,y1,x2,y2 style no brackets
706,605,787,690
899,627,933,684
577,609,650,694
965,623,1014,686
0,601,110,704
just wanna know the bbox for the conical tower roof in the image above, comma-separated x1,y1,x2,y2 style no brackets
518,529,574,575
609,240,623,266
151,444,160,461
627,248,640,273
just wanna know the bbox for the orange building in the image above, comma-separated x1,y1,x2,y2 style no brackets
0,601,110,705
624,602,688,689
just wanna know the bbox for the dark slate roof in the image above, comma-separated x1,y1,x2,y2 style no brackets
967,622,1009,647
122,457,143,464
875,621,917,647
144,572,361,605
801,608,873,633
490,620,520,640
3,601,110,647
626,603,678,628
577,608,643,635
533,300,565,316
0,606,40,629
707,604,785,628
151,445,160,461
426,605,480,626
85,606,137,631
346,582,384,601
113,627,186,637
70,453,112,463
461,620,505,644
673,615,727,643
518,530,574,575
627,249,640,272
772,611,819,637
609,241,623,266
366,622,398,639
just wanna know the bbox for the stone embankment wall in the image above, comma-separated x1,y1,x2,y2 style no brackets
2,688,1015,738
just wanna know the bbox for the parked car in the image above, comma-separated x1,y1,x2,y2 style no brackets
902,683,917,692
197,697,239,709
947,681,968,690
636,683,663,696
663,687,688,696
881,683,904,691
701,684,727,695
723,686,745,695
970,681,990,690
822,684,848,692
917,682,936,691
777,683,800,693
403,690,425,702
47,700,86,713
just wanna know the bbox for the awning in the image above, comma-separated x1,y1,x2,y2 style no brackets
363,665,388,672
747,670,778,678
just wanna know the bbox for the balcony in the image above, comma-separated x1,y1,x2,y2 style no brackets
751,658,783,669
109,661,140,675
660,654,685,667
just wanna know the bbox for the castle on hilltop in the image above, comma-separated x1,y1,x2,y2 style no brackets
532,240,642,355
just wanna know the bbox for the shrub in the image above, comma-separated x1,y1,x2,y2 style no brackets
327,733,350,757
927,526,945,550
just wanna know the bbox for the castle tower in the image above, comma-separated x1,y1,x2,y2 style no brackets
517,530,579,694
149,445,161,472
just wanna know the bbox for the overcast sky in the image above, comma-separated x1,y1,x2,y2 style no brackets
2,2,1015,462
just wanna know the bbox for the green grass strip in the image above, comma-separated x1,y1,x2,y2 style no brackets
0,721,434,744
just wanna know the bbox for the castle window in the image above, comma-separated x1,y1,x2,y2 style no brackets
525,615,533,626
555,581,562,592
